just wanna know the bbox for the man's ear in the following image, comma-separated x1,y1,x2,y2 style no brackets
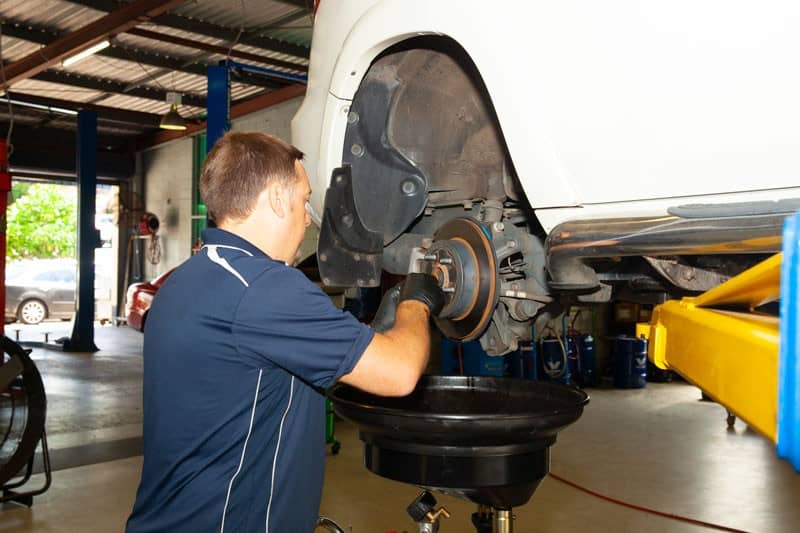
267,183,285,218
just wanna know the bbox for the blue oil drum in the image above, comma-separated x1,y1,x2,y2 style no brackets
441,338,504,376
577,334,596,386
613,335,648,389
540,337,571,385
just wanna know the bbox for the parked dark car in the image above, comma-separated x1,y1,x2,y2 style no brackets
125,269,174,332
5,259,77,325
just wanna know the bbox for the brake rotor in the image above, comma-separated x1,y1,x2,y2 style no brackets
419,217,499,341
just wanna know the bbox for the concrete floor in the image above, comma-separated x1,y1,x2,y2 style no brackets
1,322,798,532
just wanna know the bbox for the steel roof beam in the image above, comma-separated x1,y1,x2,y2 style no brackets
33,70,207,108
103,45,284,89
64,0,310,59
126,28,308,73
2,92,164,127
2,0,189,87
151,13,311,59
0,22,284,89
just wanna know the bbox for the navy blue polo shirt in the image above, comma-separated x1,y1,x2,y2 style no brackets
126,228,374,533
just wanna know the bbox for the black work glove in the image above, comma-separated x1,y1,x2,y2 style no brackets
399,273,445,317
370,283,402,333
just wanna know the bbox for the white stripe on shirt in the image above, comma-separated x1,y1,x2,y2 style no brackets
265,376,295,533
204,245,251,287
220,369,263,533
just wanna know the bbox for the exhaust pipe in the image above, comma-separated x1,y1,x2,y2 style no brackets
544,213,785,290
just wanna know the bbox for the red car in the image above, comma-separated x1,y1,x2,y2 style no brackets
125,270,174,332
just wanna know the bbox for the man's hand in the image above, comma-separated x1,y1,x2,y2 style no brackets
370,274,444,333
399,273,445,317
370,283,402,333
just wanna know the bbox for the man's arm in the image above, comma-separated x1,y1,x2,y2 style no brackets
338,274,443,396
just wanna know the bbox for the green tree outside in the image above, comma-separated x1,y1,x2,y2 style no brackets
10,181,31,203
7,183,77,260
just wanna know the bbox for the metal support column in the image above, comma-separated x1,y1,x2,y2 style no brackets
206,65,230,154
0,140,10,336
204,65,230,230
65,110,99,352
778,212,799,471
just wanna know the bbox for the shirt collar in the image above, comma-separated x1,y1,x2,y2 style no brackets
201,228,271,260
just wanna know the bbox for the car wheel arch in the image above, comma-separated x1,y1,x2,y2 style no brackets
321,36,541,284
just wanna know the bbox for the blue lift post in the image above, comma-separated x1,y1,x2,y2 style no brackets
204,65,230,232
206,60,307,153
778,212,799,471
206,65,231,155
65,110,99,352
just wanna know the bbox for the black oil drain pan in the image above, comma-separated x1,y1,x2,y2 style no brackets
329,375,589,508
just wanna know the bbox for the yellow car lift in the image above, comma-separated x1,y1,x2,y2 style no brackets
636,213,799,471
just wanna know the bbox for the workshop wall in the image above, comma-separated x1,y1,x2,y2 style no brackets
142,137,194,279
140,97,307,279
231,97,300,139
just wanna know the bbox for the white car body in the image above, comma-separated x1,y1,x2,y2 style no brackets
294,0,800,230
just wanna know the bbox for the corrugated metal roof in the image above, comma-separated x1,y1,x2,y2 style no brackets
256,10,314,47
0,0,105,33
11,78,106,102
93,92,204,116
233,43,309,69
0,34,43,62
149,70,206,99
126,21,310,68
62,53,154,82
174,0,301,32
231,82,269,102
261,26,312,48
0,0,310,140
114,26,216,59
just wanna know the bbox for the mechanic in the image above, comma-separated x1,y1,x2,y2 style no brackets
126,132,443,532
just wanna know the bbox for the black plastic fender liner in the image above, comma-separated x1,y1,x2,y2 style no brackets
343,69,428,245
318,166,384,287
0,336,46,486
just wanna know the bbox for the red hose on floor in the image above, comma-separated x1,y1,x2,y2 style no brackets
548,472,750,533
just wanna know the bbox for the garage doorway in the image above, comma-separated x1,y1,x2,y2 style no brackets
5,178,120,330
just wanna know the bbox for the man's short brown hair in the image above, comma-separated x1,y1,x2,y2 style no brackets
200,132,304,224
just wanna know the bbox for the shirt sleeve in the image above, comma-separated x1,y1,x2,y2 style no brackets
232,265,375,388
